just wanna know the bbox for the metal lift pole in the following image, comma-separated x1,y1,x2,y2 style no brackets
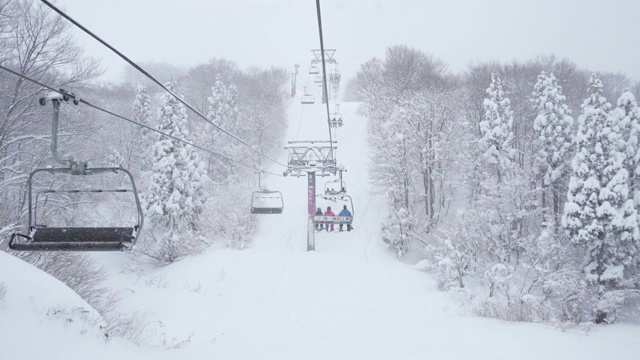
307,171,316,251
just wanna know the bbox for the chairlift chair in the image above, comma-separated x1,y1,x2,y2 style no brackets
301,94,315,105
9,91,144,251
301,86,315,105
10,168,143,252
333,105,343,127
329,69,341,84
322,178,347,198
301,95,315,104
309,65,320,75
250,172,284,214
314,194,354,229
250,190,284,214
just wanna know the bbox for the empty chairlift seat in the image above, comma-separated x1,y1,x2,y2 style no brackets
301,94,315,104
9,168,144,252
250,190,284,214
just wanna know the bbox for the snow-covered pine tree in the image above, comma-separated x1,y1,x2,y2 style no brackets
532,72,574,225
612,92,640,206
132,83,153,172
207,75,240,178
133,83,152,131
207,75,239,129
479,73,515,182
562,75,640,323
143,81,209,263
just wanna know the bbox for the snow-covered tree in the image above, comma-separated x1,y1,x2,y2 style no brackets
207,75,238,129
131,83,154,171
479,73,515,182
206,75,240,178
532,72,574,223
133,83,152,126
143,81,209,263
612,92,640,205
562,75,640,323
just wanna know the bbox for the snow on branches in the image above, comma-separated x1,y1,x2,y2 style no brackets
142,81,209,263
562,75,640,323
532,72,574,224
480,73,516,182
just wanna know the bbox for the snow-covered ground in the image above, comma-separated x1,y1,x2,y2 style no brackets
2,98,640,359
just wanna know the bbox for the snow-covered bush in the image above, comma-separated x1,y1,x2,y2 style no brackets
203,172,256,249
381,207,417,258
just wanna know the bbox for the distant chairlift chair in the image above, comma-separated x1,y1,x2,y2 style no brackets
9,91,143,251
301,86,315,105
250,172,284,214
309,60,320,75
333,105,343,127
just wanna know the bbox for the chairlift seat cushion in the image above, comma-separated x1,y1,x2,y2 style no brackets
251,207,283,214
33,227,134,243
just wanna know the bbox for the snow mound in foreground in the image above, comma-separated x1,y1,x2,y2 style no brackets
0,252,108,359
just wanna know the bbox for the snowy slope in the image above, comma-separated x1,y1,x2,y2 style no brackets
2,96,640,359
0,252,154,360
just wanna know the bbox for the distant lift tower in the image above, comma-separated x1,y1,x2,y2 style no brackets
310,49,337,104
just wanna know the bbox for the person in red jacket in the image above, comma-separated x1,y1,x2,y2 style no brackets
324,206,335,231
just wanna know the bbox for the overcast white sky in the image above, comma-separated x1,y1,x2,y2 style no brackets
55,0,640,83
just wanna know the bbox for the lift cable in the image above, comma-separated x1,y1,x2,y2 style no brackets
39,0,288,169
314,0,335,151
0,65,283,178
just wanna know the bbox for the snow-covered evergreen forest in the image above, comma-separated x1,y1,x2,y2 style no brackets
354,46,640,324
1,0,640,358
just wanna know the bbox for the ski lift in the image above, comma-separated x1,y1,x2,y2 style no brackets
9,91,143,251
250,172,284,214
329,69,341,84
315,169,352,230
301,86,315,105
301,94,315,104
314,194,355,230
309,64,320,75
331,104,343,127
320,169,347,199
331,113,343,127
321,180,347,198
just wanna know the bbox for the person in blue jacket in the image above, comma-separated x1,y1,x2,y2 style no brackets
338,205,352,231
